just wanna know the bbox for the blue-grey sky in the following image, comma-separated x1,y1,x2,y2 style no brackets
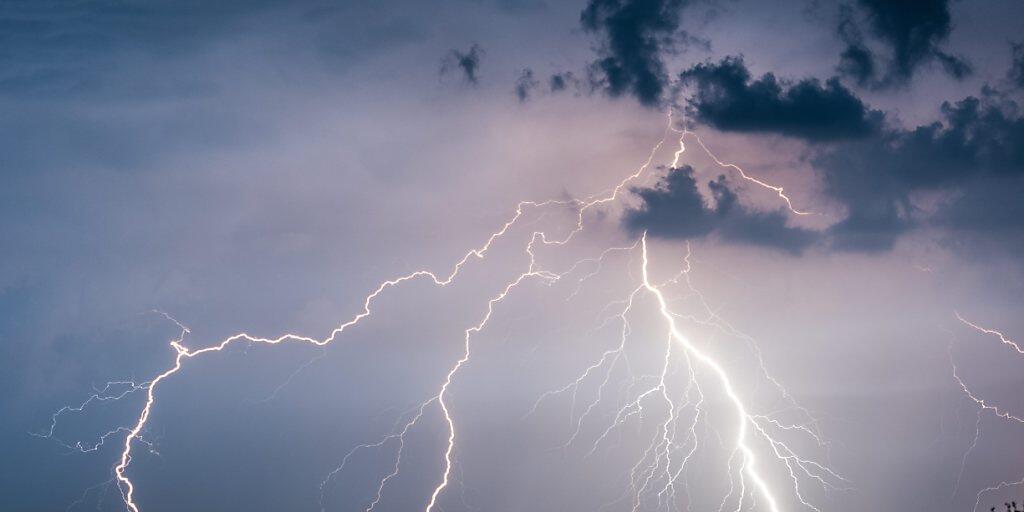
3,1,1024,511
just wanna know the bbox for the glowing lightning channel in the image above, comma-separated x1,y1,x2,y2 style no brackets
950,315,1024,425
974,477,1024,512
949,314,1024,512
32,380,150,453
106,114,680,512
546,237,838,511
683,131,813,216
42,107,820,512
955,312,1024,355
640,232,783,512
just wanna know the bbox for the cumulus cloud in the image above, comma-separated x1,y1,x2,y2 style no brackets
679,56,884,142
624,165,819,254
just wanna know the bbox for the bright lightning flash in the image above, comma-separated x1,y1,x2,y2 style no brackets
950,314,1024,512
40,111,840,512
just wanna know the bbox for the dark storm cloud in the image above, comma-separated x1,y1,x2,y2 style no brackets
579,0,688,107
815,91,1024,251
678,56,884,142
441,44,484,85
836,0,971,89
625,165,819,254
672,52,1024,253
515,68,539,102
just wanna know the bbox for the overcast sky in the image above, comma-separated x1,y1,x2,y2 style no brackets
2,1,1024,511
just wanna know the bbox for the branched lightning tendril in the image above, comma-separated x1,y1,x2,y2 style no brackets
951,313,1024,511
40,110,842,511
682,131,813,217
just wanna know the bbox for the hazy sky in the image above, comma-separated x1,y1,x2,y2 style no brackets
2,1,1024,511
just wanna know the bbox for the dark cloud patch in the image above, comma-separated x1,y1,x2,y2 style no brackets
549,71,581,93
624,166,819,254
672,61,1024,253
1009,42,1024,89
836,0,971,88
837,42,876,88
579,0,688,107
678,56,884,142
441,44,484,84
814,92,1024,251
515,68,539,102
550,73,568,92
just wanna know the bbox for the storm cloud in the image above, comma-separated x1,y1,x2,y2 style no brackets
625,165,819,254
579,0,688,107
678,56,884,142
672,50,1024,253
816,91,1024,251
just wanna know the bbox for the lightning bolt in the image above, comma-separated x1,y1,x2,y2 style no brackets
956,312,1024,355
950,313,1024,511
40,109,840,511
682,131,813,217
951,314,1024,424
641,233,816,512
